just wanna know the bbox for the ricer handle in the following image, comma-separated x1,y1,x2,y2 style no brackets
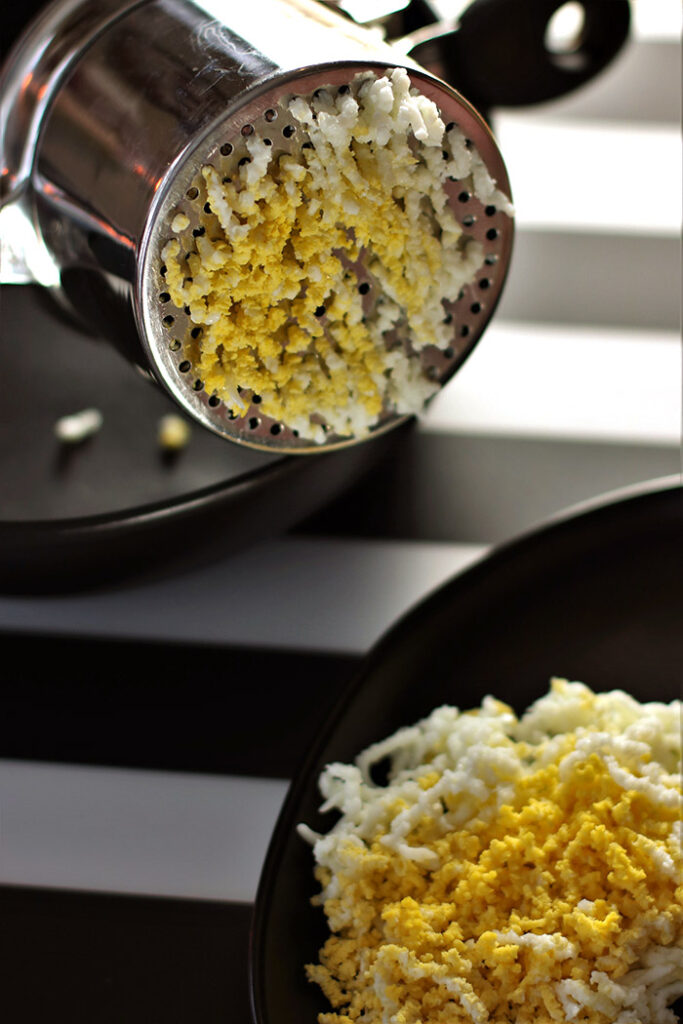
399,0,631,117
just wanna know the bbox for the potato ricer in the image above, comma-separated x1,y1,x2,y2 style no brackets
0,0,630,451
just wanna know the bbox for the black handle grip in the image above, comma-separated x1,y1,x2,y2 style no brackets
435,0,631,113
1,0,48,63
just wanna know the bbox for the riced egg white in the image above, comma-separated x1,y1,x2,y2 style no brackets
160,68,512,443
299,680,683,1023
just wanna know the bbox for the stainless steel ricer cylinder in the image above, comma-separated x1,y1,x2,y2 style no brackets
1,0,515,450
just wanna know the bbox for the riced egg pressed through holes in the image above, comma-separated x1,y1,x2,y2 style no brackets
299,680,683,1023
158,68,512,445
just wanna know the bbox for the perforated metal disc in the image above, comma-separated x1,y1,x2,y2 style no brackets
139,62,513,452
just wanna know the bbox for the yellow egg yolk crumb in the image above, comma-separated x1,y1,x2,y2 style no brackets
301,680,683,1023
159,69,512,443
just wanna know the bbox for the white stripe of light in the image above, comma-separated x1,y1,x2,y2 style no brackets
0,759,288,903
422,322,681,446
495,118,681,236
630,0,682,41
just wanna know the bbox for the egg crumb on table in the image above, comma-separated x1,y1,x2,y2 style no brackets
54,407,103,444
157,413,191,451
160,68,512,444
299,679,683,1023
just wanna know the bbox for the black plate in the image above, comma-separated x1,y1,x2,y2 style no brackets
250,478,682,1022
0,286,401,592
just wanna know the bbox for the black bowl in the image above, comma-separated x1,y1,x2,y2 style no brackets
250,478,682,1022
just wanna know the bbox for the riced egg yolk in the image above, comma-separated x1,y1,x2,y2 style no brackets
303,681,683,1023
160,69,511,443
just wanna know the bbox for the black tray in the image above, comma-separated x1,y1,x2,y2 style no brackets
0,285,402,592
251,478,683,1022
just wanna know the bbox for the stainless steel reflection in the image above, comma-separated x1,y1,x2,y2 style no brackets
0,0,512,451
0,0,420,376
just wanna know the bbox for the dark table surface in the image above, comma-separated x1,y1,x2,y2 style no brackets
2,632,361,1024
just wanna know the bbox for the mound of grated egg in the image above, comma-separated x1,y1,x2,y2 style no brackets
299,679,683,1023
160,68,512,443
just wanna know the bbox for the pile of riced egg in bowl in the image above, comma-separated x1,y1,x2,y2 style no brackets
299,679,683,1023
159,68,512,444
